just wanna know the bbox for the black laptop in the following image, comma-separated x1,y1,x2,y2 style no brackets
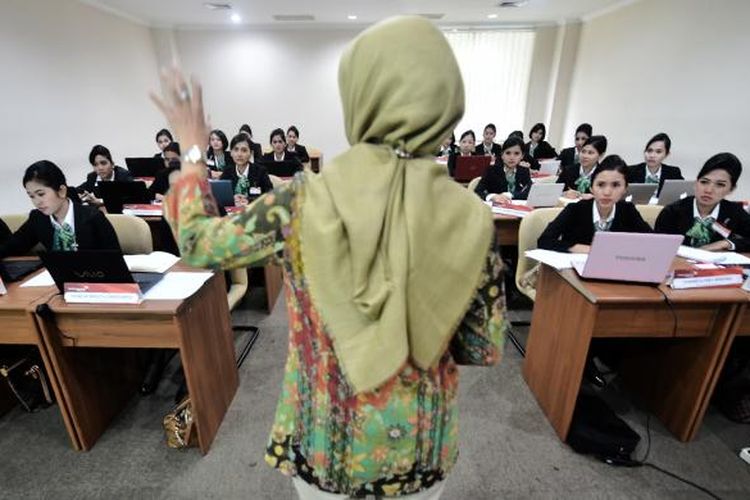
0,258,43,283
40,250,163,294
262,160,301,178
209,179,234,208
125,157,163,178
98,181,150,214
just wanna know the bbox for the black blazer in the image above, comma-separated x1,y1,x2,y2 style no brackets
626,163,683,195
220,163,274,199
522,152,541,171
77,166,134,197
148,166,180,198
557,147,578,168
557,164,599,193
538,199,652,252
206,150,235,172
654,196,750,252
475,165,532,200
475,142,502,157
261,151,300,164
0,203,121,258
288,144,310,163
447,151,480,177
526,140,557,160
0,218,11,245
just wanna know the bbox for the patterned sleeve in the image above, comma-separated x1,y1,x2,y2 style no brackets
163,172,300,270
449,245,506,366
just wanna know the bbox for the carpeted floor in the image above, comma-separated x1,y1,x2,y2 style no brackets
1,291,749,499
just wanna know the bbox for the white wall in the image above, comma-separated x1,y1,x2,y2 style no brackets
0,0,164,213
166,27,359,162
563,0,750,199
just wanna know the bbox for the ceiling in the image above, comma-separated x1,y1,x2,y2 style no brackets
80,0,631,29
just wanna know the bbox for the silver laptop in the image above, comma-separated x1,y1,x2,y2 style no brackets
572,232,683,284
657,179,694,206
526,183,564,207
626,183,658,205
538,159,561,176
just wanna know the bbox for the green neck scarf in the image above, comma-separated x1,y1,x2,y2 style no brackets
300,17,493,394
686,217,715,247
504,167,516,193
52,222,77,251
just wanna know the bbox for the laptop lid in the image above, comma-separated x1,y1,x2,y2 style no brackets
526,183,564,207
538,159,561,176
125,157,163,178
0,258,43,283
263,160,301,178
657,179,694,206
98,181,149,214
454,155,492,182
574,232,682,284
209,179,234,208
626,183,658,205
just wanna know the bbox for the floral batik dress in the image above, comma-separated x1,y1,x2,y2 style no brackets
164,172,507,497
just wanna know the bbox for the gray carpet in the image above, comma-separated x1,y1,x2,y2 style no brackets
1,293,749,499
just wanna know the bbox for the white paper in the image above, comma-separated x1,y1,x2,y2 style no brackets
124,252,180,273
142,272,213,300
20,270,55,287
525,249,588,270
677,246,750,265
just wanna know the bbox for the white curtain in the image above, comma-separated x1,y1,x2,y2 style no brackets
446,30,535,142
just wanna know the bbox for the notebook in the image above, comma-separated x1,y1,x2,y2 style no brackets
526,183,565,207
538,159,561,176
454,155,491,182
657,180,694,206
209,179,234,208
125,157,163,178
626,183,659,205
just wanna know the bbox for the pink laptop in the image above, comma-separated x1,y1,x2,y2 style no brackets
454,155,492,182
573,232,683,284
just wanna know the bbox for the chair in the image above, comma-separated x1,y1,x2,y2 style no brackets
635,204,663,229
515,208,563,302
467,176,482,192
105,214,153,254
0,214,41,254
226,267,258,367
269,175,287,188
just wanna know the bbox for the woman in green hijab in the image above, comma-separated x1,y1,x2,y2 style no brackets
153,16,506,499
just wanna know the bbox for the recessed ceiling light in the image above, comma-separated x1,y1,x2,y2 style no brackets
204,2,232,10
230,13,241,23
487,14,498,19
347,15,358,20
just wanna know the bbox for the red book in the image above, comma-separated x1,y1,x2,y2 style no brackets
670,265,744,289
122,204,163,216
490,201,534,218
225,206,244,214
63,282,143,304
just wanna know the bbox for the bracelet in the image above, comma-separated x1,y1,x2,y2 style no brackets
182,144,206,165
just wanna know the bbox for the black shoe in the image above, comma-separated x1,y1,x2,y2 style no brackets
584,359,608,389
140,356,167,395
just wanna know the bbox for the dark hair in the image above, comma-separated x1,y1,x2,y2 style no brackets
507,130,524,140
449,132,456,146
529,123,546,141
230,133,252,150
583,135,607,155
592,155,628,184
501,137,525,152
163,141,181,156
88,144,113,166
270,128,286,144
23,160,68,191
697,152,742,188
155,128,173,143
645,133,671,154
287,125,300,138
484,123,496,134
209,129,229,151
239,124,253,137
460,130,475,142
575,123,593,137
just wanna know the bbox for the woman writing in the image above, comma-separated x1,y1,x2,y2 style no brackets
78,144,134,206
152,16,504,498
475,137,532,202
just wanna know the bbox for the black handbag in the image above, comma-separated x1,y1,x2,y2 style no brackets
566,393,641,465
0,351,55,412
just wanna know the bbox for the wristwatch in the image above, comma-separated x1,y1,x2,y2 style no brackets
183,144,206,165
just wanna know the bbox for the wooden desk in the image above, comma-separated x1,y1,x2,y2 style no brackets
523,264,745,442
0,272,78,448
494,215,520,246
35,266,238,453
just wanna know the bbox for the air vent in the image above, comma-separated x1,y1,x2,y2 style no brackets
498,0,529,7
418,13,445,20
204,2,232,10
273,14,315,22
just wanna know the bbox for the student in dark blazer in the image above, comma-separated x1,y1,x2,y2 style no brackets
206,129,234,179
222,133,274,206
0,161,120,258
286,125,310,163
261,128,301,166
149,142,182,201
655,153,750,252
507,130,540,170
448,129,480,177
525,123,557,160
238,123,264,161
475,137,532,201
626,133,683,195
154,128,173,158
557,122,592,169
78,145,134,206
475,123,502,157
539,155,652,253
437,133,457,157
558,135,607,199
0,218,11,245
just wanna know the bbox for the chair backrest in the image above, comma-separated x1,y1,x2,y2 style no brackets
105,214,153,254
635,204,663,229
1,214,27,233
268,175,288,188
515,207,563,301
226,267,249,310
467,176,482,193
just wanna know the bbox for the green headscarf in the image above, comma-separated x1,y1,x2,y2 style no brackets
300,16,493,394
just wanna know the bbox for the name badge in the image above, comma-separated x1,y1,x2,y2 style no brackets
249,187,261,196
712,221,731,239
206,159,215,167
